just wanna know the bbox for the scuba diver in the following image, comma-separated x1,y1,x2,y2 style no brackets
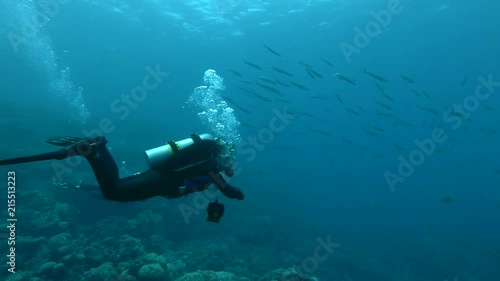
0,133,244,222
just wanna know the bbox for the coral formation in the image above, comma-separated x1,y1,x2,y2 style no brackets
258,268,319,281
137,263,168,281
175,270,248,281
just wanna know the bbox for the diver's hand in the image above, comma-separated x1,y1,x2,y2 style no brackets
219,184,245,200
222,186,244,200
232,187,245,200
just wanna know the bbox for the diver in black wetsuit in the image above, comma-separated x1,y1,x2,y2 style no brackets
0,133,244,220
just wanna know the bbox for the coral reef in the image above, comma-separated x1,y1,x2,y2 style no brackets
258,268,319,281
83,262,119,281
6,185,380,281
137,263,169,281
39,261,67,277
175,270,249,281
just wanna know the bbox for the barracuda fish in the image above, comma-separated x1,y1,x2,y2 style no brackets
284,108,300,118
225,67,242,77
335,93,344,104
241,122,256,128
304,68,316,79
448,109,467,118
222,95,237,105
237,85,254,95
302,112,315,118
461,76,467,86
271,66,293,77
393,140,404,152
276,98,292,103
263,45,282,57
394,119,413,128
310,128,333,136
375,99,393,111
320,57,334,67
417,105,440,115
306,67,323,78
375,82,385,93
274,79,290,87
363,128,378,136
257,76,276,85
243,60,263,70
381,91,394,102
289,81,310,91
369,124,385,133
421,91,431,99
240,90,257,99
375,109,393,118
235,105,251,114
256,80,281,94
333,73,357,86
411,89,421,97
343,106,360,116
239,80,252,84
223,96,252,113
358,145,368,152
400,74,415,84
357,106,365,113
364,70,389,82
252,92,273,102
297,61,313,68
341,137,355,145
308,94,329,100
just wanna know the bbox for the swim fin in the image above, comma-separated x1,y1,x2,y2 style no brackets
46,136,86,147
46,136,107,149
0,136,107,166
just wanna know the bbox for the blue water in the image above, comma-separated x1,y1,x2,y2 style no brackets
1,0,499,280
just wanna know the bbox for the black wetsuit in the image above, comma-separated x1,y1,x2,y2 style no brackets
0,136,244,202
87,139,243,201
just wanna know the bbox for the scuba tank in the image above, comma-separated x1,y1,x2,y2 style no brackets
145,133,216,170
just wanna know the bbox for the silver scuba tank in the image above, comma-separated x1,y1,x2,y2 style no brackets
144,133,215,169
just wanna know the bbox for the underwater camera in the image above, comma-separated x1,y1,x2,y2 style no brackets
206,200,225,223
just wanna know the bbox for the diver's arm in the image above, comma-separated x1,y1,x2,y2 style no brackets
210,171,244,200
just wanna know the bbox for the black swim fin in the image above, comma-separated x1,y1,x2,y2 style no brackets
0,136,107,166
46,136,86,147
